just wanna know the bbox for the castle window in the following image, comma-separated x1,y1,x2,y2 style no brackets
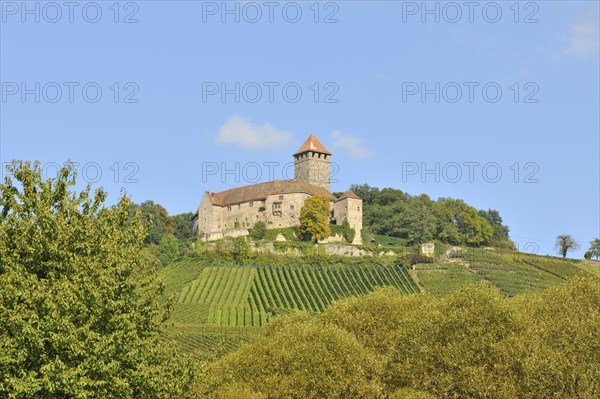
290,204,294,210
249,201,254,207
358,206,361,211
272,202,282,216
227,206,232,211
279,195,284,200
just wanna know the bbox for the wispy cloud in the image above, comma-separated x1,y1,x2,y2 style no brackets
216,116,293,149
563,6,599,57
330,130,374,160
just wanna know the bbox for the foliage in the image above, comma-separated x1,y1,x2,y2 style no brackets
263,226,296,241
389,388,436,399
404,253,434,265
171,212,195,241
584,251,593,260
478,209,514,248
555,234,580,258
130,200,173,245
248,221,267,241
0,161,196,398
217,278,600,399
232,236,251,263
159,233,180,266
206,312,384,399
587,238,600,260
341,218,356,243
436,198,493,246
298,195,331,242
351,184,512,248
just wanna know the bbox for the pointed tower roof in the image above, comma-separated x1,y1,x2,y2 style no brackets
294,134,332,156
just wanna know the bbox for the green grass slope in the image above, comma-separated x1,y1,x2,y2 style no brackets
414,249,595,296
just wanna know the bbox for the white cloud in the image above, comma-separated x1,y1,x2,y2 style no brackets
330,130,374,160
564,6,599,57
215,116,293,149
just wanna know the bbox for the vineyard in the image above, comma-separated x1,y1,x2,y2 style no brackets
415,249,593,296
172,263,419,326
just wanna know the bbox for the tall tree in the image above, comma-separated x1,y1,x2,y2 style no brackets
298,196,331,242
554,234,580,258
170,212,195,241
131,200,173,245
0,161,193,398
587,238,600,261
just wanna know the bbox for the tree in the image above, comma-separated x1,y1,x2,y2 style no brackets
298,196,331,242
170,212,195,241
435,198,493,246
0,161,194,398
158,233,180,266
207,312,383,399
555,234,580,258
587,238,600,261
131,200,173,245
248,221,267,241
479,209,514,249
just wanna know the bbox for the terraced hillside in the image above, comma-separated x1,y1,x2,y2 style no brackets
169,263,419,327
414,249,594,296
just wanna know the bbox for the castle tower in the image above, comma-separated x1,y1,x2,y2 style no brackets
293,134,331,192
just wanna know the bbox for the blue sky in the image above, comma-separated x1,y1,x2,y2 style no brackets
1,0,599,257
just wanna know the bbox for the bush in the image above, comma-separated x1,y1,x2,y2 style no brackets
402,253,434,265
248,221,267,241
341,218,356,243
159,233,180,266
207,312,383,399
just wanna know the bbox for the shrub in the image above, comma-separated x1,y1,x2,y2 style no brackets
341,218,356,243
248,221,267,241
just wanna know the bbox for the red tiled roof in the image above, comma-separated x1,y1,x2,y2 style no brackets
207,180,336,206
294,134,332,156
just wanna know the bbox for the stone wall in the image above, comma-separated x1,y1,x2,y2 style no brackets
333,197,363,245
294,151,331,192
195,193,222,238
199,192,339,241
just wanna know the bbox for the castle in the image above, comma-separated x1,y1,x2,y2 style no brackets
193,134,363,244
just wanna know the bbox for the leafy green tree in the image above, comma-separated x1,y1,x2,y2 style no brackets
298,196,331,242
232,236,251,263
587,238,600,261
0,161,195,398
131,200,173,245
248,221,267,241
158,233,179,266
555,234,580,258
170,212,194,241
435,198,493,246
395,196,437,244
479,209,514,248
206,312,383,399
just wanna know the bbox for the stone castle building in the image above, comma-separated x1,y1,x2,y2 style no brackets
193,134,363,244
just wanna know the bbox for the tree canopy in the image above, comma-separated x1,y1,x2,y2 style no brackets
555,234,580,258
298,195,331,242
351,184,513,247
0,161,195,398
